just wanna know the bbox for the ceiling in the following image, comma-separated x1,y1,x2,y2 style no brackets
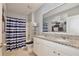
6,3,43,15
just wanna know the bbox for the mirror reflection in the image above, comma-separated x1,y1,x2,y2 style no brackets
43,15,67,32
43,4,79,35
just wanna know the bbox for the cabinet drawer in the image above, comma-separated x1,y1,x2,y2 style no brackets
33,37,79,56
62,45,79,56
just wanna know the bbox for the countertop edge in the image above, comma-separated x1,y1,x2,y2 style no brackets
34,36,79,49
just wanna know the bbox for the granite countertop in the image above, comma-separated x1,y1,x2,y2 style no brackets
35,35,79,49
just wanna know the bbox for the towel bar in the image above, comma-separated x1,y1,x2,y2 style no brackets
26,41,33,44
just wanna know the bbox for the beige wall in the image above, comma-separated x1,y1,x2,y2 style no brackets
0,3,2,44
0,3,2,56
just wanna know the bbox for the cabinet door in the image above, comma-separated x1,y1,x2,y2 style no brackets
33,37,63,56
39,38,60,56
61,45,79,56
33,37,52,56
33,37,79,56
33,37,40,55
44,39,79,56
0,47,2,55
45,41,63,56
33,37,47,55
35,38,50,56
38,38,53,56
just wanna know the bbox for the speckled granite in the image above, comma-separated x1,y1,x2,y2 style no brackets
35,33,79,49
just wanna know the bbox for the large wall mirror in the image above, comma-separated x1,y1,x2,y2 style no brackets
43,14,67,32
43,4,79,35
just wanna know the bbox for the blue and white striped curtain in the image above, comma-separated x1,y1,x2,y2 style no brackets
6,16,26,50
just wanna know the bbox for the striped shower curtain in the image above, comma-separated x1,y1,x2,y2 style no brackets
6,16,26,50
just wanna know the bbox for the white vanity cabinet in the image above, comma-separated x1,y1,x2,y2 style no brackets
33,37,49,56
61,45,79,56
0,47,2,55
33,37,79,56
33,37,63,56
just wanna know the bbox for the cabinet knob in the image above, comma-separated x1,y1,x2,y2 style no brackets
53,51,56,53
58,53,60,56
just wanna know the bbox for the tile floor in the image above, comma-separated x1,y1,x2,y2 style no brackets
3,48,36,56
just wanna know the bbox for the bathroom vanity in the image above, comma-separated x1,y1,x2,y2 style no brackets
33,4,79,56
33,34,79,56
